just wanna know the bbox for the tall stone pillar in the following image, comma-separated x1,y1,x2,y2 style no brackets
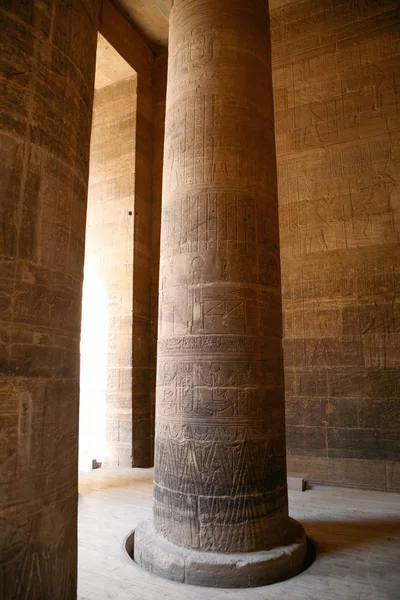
0,1,100,597
134,0,308,588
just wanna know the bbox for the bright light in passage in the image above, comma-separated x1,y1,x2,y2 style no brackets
79,262,108,471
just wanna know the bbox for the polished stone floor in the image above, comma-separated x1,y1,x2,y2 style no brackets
78,467,400,600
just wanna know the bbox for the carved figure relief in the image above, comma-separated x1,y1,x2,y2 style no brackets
272,0,400,495
174,25,217,74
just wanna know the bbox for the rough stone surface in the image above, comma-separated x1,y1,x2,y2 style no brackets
150,52,168,466
134,0,307,581
95,3,163,468
133,518,307,588
271,0,400,491
0,0,100,596
110,0,171,53
131,74,155,467
82,74,137,469
95,33,136,90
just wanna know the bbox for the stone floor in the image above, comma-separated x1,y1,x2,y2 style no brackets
78,467,400,600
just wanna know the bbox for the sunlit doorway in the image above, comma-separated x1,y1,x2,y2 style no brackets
79,33,137,472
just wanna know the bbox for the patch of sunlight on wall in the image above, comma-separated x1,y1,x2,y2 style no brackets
79,262,108,472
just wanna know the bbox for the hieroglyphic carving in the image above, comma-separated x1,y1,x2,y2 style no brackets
173,24,217,75
161,192,267,256
279,153,399,258
353,172,398,243
153,0,288,553
163,92,275,198
272,0,400,488
0,0,101,594
154,427,288,551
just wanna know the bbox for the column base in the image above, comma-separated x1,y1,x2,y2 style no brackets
130,518,309,588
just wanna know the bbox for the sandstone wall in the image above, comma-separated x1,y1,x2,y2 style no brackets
271,0,400,490
84,76,137,467
131,74,155,466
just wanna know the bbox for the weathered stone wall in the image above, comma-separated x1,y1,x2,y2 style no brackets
84,76,137,468
0,0,100,596
131,75,154,467
97,5,160,468
271,0,400,490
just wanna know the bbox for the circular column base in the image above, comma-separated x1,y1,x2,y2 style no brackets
130,518,309,588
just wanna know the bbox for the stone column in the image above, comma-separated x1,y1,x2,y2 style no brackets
0,1,100,597
134,0,307,588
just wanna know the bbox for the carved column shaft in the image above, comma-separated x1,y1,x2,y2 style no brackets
155,0,286,553
0,2,100,596
134,0,308,587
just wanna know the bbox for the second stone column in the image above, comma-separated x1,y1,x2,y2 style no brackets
134,0,308,587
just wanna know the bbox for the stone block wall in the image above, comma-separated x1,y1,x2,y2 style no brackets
83,76,137,467
131,75,154,467
271,0,400,490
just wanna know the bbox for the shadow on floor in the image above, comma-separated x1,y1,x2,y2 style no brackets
302,517,400,553
78,467,154,494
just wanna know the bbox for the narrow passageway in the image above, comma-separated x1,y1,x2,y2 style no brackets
79,33,137,472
